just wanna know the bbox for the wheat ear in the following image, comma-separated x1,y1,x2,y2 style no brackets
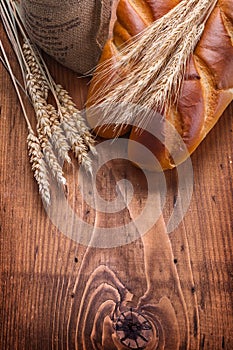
45,104,71,163
27,132,51,205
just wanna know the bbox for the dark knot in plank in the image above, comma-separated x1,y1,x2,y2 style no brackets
115,309,155,349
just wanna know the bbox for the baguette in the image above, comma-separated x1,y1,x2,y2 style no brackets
87,0,233,170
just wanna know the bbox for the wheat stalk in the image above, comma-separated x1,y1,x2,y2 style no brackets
55,84,95,173
0,40,51,205
59,104,93,173
89,0,218,130
55,84,96,152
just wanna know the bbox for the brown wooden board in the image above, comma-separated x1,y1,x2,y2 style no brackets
0,22,233,350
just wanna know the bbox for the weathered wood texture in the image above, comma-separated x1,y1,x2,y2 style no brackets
0,23,233,350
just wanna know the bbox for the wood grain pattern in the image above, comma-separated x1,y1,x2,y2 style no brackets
0,22,233,349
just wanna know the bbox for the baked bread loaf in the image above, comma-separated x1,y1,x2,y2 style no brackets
87,0,233,170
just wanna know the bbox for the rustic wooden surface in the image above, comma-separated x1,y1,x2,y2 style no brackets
0,23,233,350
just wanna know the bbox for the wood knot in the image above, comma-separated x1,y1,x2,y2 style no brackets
115,309,155,349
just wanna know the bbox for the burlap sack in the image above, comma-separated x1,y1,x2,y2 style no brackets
20,0,114,74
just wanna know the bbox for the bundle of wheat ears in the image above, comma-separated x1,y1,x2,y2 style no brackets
0,0,96,205
90,0,218,130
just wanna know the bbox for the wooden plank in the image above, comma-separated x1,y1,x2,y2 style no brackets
0,22,233,350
